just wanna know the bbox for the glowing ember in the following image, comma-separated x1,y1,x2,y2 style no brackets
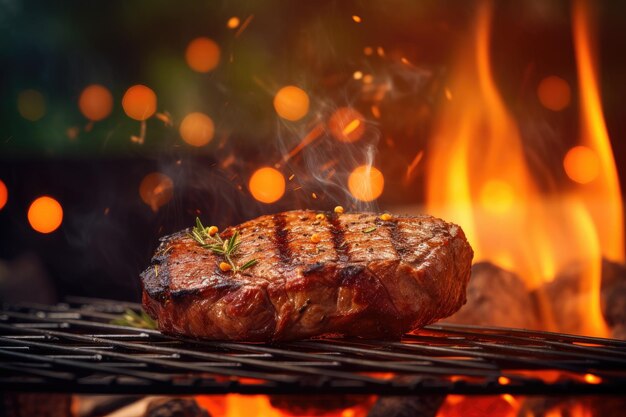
563,145,600,184
155,111,173,126
195,395,371,417
0,179,7,210
249,167,286,203
227,16,240,29
348,165,384,202
584,373,601,384
329,107,366,143
235,15,254,38
139,172,174,212
352,15,362,23
537,75,571,111
27,196,63,234
78,84,113,121
179,112,215,147
497,376,510,385
122,85,157,121
185,37,221,73
363,46,373,56
404,150,424,185
353,70,363,80
17,89,46,121
547,404,594,417
437,395,518,417
280,123,324,164
273,85,310,121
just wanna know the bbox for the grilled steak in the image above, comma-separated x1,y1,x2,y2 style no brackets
141,210,473,341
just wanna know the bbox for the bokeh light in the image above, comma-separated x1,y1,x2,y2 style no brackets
27,196,63,234
273,86,310,121
329,107,366,143
185,37,221,73
122,85,157,121
79,84,113,121
17,89,46,121
139,173,174,212
563,145,600,184
0,179,7,210
537,76,571,111
249,167,286,203
179,112,215,147
479,180,515,214
227,17,240,29
348,165,384,202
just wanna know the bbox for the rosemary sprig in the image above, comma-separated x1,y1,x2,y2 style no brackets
362,226,377,233
190,217,258,273
110,309,157,330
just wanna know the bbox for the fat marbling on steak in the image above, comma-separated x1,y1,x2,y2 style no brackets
141,210,473,341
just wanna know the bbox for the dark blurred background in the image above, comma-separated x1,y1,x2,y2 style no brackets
1,0,625,302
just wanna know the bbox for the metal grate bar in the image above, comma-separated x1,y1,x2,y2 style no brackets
1,299,625,395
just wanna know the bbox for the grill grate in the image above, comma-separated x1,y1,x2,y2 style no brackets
1,297,625,395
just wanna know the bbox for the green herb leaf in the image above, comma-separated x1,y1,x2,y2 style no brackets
191,218,259,273
239,259,258,271
227,231,239,253
195,217,204,232
363,226,377,233
110,308,157,330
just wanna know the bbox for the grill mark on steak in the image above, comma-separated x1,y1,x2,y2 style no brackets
328,213,351,262
273,213,292,265
384,219,409,256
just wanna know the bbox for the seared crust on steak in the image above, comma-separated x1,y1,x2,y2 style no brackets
141,210,473,341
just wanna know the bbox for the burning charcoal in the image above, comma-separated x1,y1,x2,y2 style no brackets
269,395,373,416
518,396,626,417
445,262,540,329
75,395,141,417
599,259,626,339
367,395,444,417
145,398,211,417
545,259,626,338
2,393,72,417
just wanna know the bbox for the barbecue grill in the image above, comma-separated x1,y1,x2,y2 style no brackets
1,297,625,396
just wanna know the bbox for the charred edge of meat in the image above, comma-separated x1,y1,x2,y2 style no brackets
302,261,325,275
141,229,190,300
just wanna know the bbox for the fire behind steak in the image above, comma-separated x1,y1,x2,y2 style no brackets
141,210,473,341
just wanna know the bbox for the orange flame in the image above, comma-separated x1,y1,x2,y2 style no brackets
426,0,551,289
195,395,371,417
425,0,620,337
572,0,624,262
